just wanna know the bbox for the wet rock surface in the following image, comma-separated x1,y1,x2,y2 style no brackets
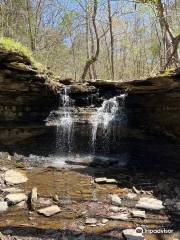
0,153,179,239
37,205,61,217
4,169,28,185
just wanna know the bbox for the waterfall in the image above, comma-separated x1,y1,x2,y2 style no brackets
56,86,74,155
90,94,126,153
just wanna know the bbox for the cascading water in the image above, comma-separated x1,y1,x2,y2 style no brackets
56,86,74,155
44,91,127,168
90,94,127,153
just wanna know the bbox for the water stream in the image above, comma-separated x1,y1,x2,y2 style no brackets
56,86,74,155
90,95,126,152
45,87,127,167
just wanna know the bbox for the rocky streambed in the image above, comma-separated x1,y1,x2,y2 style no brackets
0,152,179,240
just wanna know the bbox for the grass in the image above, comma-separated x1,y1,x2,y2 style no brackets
0,37,33,59
0,37,42,68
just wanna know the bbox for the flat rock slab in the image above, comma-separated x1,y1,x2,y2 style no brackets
94,177,117,184
1,187,22,193
122,229,144,240
85,218,97,224
136,197,164,211
5,193,27,205
109,213,128,221
37,205,61,217
131,210,146,218
0,201,8,213
110,206,121,213
4,170,28,185
110,194,121,206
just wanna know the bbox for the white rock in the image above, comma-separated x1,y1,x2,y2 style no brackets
136,197,164,211
110,194,121,206
4,170,28,185
85,218,97,224
109,213,128,221
110,206,121,213
122,229,144,240
101,218,109,224
37,205,61,217
1,187,22,193
94,177,117,184
126,193,137,200
5,193,27,205
31,187,37,210
0,201,8,213
131,210,146,218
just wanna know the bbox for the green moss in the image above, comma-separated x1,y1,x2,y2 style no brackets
158,68,176,77
0,37,41,68
0,37,33,59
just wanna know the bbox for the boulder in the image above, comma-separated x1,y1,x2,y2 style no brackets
0,201,8,213
110,194,122,206
5,193,27,205
4,170,28,185
122,229,144,240
37,205,61,217
136,197,164,211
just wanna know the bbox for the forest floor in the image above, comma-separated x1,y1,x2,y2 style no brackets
0,153,179,240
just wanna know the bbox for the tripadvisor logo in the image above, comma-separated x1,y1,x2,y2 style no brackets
135,227,173,235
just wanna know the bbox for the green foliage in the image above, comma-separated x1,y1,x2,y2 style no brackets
0,37,42,69
0,37,33,60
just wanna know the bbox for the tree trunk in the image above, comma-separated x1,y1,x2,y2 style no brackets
156,0,180,68
81,0,99,80
107,0,114,80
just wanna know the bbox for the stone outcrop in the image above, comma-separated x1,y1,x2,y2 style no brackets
0,48,62,154
0,45,180,167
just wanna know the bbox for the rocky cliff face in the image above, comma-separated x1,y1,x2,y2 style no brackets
0,46,180,168
0,48,62,154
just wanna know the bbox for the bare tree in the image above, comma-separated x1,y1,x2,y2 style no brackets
107,0,114,79
81,0,99,80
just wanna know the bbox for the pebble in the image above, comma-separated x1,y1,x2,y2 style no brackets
110,194,121,206
136,197,165,211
